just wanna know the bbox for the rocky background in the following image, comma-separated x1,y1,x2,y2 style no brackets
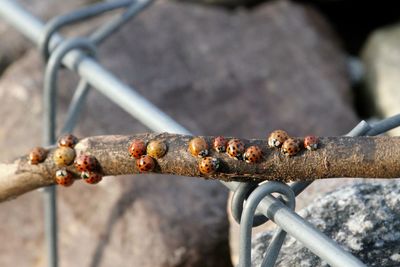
0,0,399,266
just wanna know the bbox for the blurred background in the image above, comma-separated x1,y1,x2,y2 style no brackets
0,0,400,266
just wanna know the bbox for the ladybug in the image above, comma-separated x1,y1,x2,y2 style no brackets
213,136,227,153
198,157,220,175
57,134,79,148
128,139,146,159
136,155,156,172
29,147,48,165
55,168,74,187
188,137,209,158
146,140,167,158
281,138,301,157
53,147,76,166
268,130,289,148
74,154,100,172
243,146,263,164
226,139,245,160
81,171,103,184
304,135,319,151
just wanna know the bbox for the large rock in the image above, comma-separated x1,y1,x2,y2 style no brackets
0,0,95,73
252,181,400,267
362,24,400,136
0,0,358,266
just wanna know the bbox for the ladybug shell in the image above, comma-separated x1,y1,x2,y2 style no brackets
268,130,289,148
53,147,76,166
128,139,146,159
198,157,220,175
81,171,102,184
226,139,245,160
243,146,263,163
304,135,319,151
213,136,227,153
188,137,209,158
281,138,301,157
146,140,167,158
136,155,155,172
55,169,74,187
29,147,48,165
74,154,99,172
57,134,79,148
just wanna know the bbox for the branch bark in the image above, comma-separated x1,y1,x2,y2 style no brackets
1,133,400,202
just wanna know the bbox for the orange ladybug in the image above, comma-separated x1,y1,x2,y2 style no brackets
281,138,301,157
57,134,79,148
268,130,289,148
74,154,100,172
243,146,263,163
53,147,76,166
198,157,220,175
55,168,74,187
29,147,48,165
147,140,167,158
226,139,245,160
81,171,102,184
213,136,227,153
128,139,146,159
136,155,155,172
188,137,209,158
304,135,319,151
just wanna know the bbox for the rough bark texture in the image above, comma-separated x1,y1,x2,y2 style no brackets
2,134,400,202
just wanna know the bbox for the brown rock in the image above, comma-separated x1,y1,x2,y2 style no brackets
0,0,358,266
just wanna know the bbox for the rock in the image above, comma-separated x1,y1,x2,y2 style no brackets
362,25,400,136
0,0,358,266
252,181,400,267
0,0,95,74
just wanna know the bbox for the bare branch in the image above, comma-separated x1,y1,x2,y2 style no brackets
1,133,399,202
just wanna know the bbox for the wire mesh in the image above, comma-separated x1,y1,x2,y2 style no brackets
1,1,400,267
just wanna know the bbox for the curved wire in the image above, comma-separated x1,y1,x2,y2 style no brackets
39,0,133,62
238,181,296,267
43,38,97,145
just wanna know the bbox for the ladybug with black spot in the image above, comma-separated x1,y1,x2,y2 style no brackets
281,138,301,157
213,136,227,153
136,155,156,172
268,130,289,148
243,145,263,163
55,168,74,187
29,147,48,165
57,134,79,148
74,154,100,172
128,139,146,159
226,139,245,160
304,135,319,151
81,171,103,184
198,157,220,175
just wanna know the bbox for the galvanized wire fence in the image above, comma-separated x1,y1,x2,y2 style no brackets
1,1,399,267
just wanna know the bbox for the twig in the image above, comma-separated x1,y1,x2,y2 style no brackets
1,133,399,202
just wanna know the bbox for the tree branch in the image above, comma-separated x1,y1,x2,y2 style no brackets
1,133,399,202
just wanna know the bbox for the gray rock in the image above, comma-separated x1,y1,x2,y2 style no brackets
0,0,357,266
362,24,400,136
252,181,400,267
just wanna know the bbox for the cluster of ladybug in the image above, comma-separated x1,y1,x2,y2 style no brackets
29,134,103,186
128,139,167,172
189,136,266,175
268,130,319,156
189,131,319,175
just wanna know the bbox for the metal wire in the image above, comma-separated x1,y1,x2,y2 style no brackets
2,1,400,267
